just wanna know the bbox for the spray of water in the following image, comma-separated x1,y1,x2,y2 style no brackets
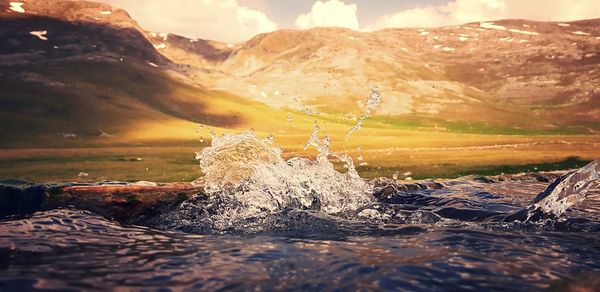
189,88,383,229
527,160,599,219
346,87,382,140
192,85,596,229
505,159,600,222
194,129,372,229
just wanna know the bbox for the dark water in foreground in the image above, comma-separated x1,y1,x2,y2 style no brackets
0,178,599,291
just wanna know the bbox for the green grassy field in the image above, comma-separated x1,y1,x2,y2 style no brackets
0,136,597,183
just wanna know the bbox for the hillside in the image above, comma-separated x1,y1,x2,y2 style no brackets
0,0,255,147
154,20,600,133
1,0,599,144
0,0,599,181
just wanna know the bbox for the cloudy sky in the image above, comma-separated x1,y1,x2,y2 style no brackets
98,0,600,43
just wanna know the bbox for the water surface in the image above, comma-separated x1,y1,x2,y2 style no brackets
1,175,598,291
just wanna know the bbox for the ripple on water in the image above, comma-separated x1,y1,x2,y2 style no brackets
0,208,599,290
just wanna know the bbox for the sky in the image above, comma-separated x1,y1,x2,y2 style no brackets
98,0,600,43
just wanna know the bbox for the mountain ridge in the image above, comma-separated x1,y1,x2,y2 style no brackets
1,0,599,148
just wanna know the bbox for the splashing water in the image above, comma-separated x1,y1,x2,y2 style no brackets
194,129,372,230
346,86,382,139
304,121,361,179
505,159,600,222
188,83,596,230
526,160,599,220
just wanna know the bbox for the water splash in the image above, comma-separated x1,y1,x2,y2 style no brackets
304,121,361,179
506,159,600,222
194,130,372,230
346,86,382,140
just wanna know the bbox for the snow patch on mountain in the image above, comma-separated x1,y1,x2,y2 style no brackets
572,31,591,36
509,29,538,36
480,22,506,30
9,2,25,13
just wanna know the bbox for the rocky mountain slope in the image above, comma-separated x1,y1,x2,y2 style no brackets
166,19,599,131
0,0,249,146
142,9,600,132
1,0,599,148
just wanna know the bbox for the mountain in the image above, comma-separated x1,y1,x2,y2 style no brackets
0,0,599,149
166,20,600,131
141,12,600,133
0,0,252,147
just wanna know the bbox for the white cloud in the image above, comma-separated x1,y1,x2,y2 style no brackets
369,0,600,30
295,0,359,30
99,0,277,43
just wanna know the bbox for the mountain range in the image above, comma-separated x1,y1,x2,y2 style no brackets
1,0,599,148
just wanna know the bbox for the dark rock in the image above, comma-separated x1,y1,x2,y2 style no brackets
0,182,203,224
0,184,50,217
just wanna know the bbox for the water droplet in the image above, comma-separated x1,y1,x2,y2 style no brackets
346,86,382,140
266,134,275,144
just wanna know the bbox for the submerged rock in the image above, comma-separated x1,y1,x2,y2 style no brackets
0,181,201,225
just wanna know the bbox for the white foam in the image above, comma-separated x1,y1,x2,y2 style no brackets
419,31,430,36
458,36,468,41
557,23,570,27
9,2,25,13
99,10,112,15
30,30,48,41
153,43,166,49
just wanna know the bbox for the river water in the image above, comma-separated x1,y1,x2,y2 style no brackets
0,172,598,291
